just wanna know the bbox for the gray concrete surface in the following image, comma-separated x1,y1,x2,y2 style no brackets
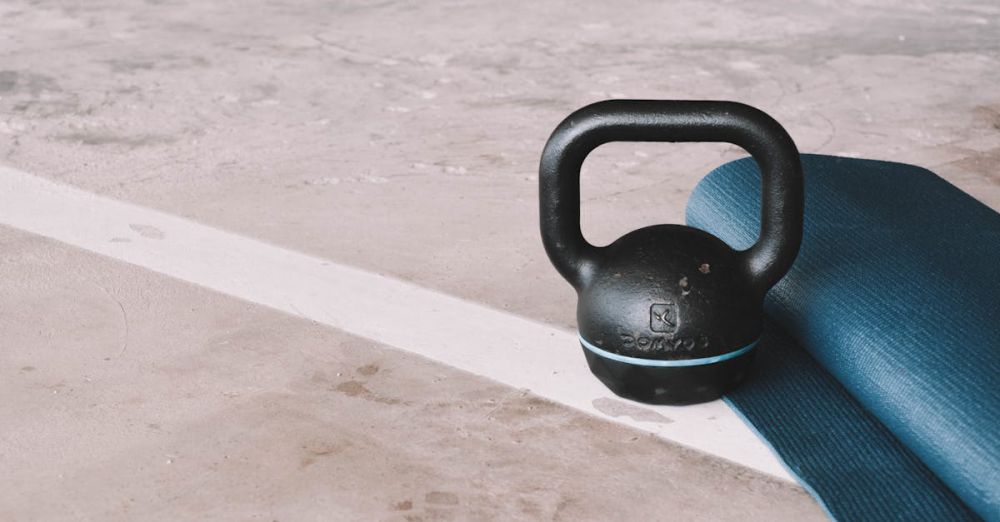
1,0,998,519
0,226,821,520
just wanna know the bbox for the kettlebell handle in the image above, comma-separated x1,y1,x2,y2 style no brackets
539,99,804,295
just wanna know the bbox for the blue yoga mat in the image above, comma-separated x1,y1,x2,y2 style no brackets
686,155,999,521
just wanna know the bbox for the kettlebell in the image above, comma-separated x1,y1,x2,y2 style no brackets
539,100,803,405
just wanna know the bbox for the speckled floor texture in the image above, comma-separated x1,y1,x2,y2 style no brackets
0,1,997,520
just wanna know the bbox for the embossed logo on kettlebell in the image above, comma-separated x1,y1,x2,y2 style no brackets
650,302,678,334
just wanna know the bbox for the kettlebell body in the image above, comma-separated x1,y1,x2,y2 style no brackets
539,100,803,405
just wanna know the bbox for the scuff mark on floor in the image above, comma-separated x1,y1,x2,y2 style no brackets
592,397,673,424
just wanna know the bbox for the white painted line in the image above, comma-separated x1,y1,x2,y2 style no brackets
0,165,790,480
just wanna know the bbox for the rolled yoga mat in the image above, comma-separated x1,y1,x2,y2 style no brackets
686,154,999,521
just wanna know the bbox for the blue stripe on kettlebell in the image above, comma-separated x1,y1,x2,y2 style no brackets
578,335,758,367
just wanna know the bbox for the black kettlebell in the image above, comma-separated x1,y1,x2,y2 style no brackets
539,100,803,405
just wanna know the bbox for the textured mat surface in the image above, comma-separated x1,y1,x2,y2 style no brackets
686,155,999,521
727,320,979,521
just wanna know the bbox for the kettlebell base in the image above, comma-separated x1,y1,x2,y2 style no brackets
581,343,756,405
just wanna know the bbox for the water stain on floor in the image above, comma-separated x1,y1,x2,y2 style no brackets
129,223,165,240
591,397,673,424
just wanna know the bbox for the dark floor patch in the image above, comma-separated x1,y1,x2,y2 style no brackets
0,70,60,95
974,105,1000,131
52,132,177,148
299,439,348,469
104,59,157,73
0,70,17,92
425,491,459,505
953,147,1000,182
358,363,379,376
334,380,401,405
335,380,369,397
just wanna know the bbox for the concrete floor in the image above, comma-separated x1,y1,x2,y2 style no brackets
1,0,997,520
0,226,818,520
